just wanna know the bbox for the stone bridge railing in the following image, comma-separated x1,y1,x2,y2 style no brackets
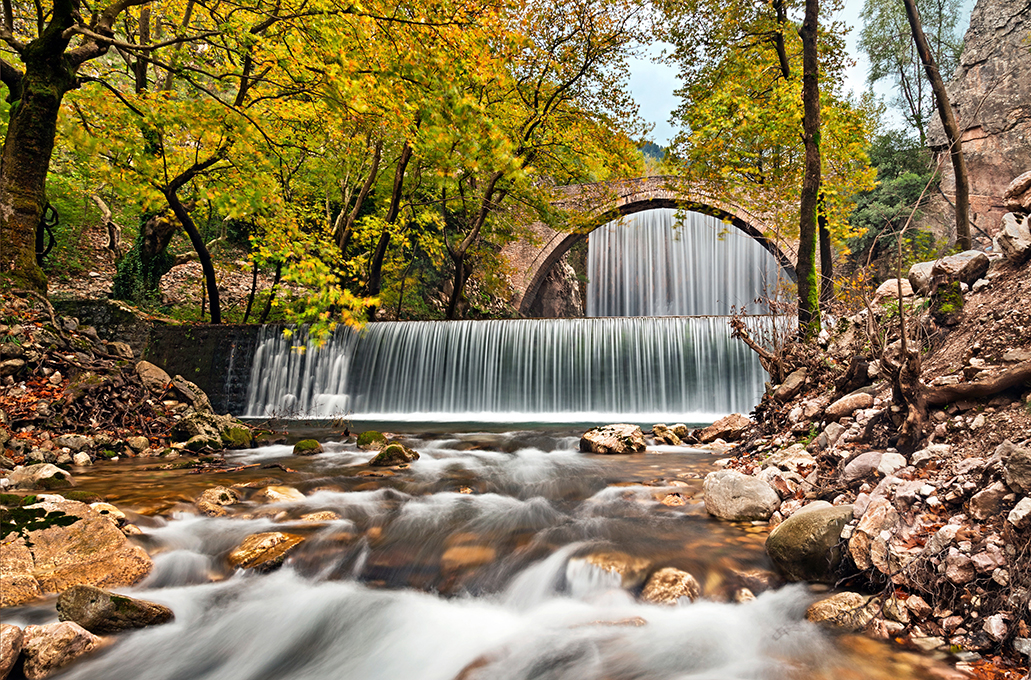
501,175,799,315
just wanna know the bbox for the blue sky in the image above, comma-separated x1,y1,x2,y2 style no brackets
628,1,976,145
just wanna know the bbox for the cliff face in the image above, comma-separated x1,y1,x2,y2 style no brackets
927,0,1031,240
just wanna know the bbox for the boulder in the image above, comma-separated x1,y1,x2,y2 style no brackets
7,464,72,490
999,440,1031,493
369,443,420,466
931,250,990,286
579,424,646,454
765,504,854,583
72,452,92,467
0,358,26,377
184,433,222,452
842,452,884,483
696,413,751,443
170,410,237,444
258,485,306,503
0,624,23,680
1007,497,1031,530
969,481,1009,521
134,361,171,395
703,469,780,521
849,497,898,570
195,486,241,517
873,278,914,303
440,545,497,572
221,426,252,449
806,592,876,631
20,622,101,680
877,452,907,477
125,436,149,452
52,435,92,452
227,532,304,571
640,567,700,604
0,499,152,607
825,393,874,421
651,424,682,446
773,368,807,402
106,341,134,359
57,585,174,634
996,212,1031,264
907,261,937,296
171,375,212,412
356,431,387,451
291,439,323,456
574,551,652,589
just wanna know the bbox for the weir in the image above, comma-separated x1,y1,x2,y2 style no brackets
587,208,783,317
244,317,772,423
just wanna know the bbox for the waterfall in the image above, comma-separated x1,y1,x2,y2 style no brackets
244,317,772,423
586,208,782,317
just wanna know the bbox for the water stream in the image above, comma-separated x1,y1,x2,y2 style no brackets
6,432,948,680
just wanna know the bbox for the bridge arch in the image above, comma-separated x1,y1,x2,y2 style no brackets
504,176,798,316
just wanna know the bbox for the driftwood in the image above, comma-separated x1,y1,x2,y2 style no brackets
925,361,1031,407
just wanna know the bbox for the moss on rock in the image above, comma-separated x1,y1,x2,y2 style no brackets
369,443,419,466
292,439,323,456
356,431,387,451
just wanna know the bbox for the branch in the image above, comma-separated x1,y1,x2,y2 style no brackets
0,23,25,52
0,57,23,101
925,361,1031,407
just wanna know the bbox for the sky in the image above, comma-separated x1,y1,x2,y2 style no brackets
627,1,976,146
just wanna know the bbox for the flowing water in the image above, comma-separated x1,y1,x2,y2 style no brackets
586,209,785,318
244,317,772,422
6,432,949,680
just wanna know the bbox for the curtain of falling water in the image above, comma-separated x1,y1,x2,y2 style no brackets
244,317,774,421
586,208,782,317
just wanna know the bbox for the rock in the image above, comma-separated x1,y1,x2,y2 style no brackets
56,585,173,634
579,424,646,454
945,548,975,584
20,622,101,680
195,486,241,516
1005,170,1031,204
908,261,937,295
825,393,874,421
221,426,252,449
931,250,990,286
696,413,751,443
292,439,323,455
0,623,23,680
170,410,237,444
984,614,1008,643
762,446,816,473
227,532,304,571
0,499,152,607
1007,497,1031,529
911,443,951,467
640,567,700,604
106,341,134,359
874,278,914,303
765,504,854,583
52,435,92,452
999,440,1031,493
806,592,876,631
906,595,932,619
440,545,496,572
849,497,899,570
184,433,222,452
134,360,171,394
576,551,652,589
877,452,907,477
7,464,73,490
996,212,1031,264
300,511,341,522
773,368,807,402
651,424,682,446
842,452,884,483
0,358,26,377
356,431,387,451
703,469,780,521
125,436,149,452
170,375,212,412
258,485,306,503
971,545,1006,574
71,452,91,467
369,443,420,466
670,423,689,438
89,503,126,527
969,481,1009,521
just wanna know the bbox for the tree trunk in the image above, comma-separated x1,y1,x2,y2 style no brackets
902,0,971,250
445,258,472,321
818,199,833,305
796,0,822,336
365,142,413,319
165,191,221,323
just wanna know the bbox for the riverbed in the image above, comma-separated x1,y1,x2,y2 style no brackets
4,430,954,679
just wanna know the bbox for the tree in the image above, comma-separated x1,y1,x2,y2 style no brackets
901,0,971,250
658,0,875,332
858,0,961,145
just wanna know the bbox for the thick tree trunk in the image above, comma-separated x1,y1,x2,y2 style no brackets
901,0,971,250
818,203,833,305
796,0,822,336
445,258,472,321
366,142,413,320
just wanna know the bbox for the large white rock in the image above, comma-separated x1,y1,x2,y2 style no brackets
703,469,780,521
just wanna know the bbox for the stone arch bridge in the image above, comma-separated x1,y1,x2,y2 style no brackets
501,175,799,316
